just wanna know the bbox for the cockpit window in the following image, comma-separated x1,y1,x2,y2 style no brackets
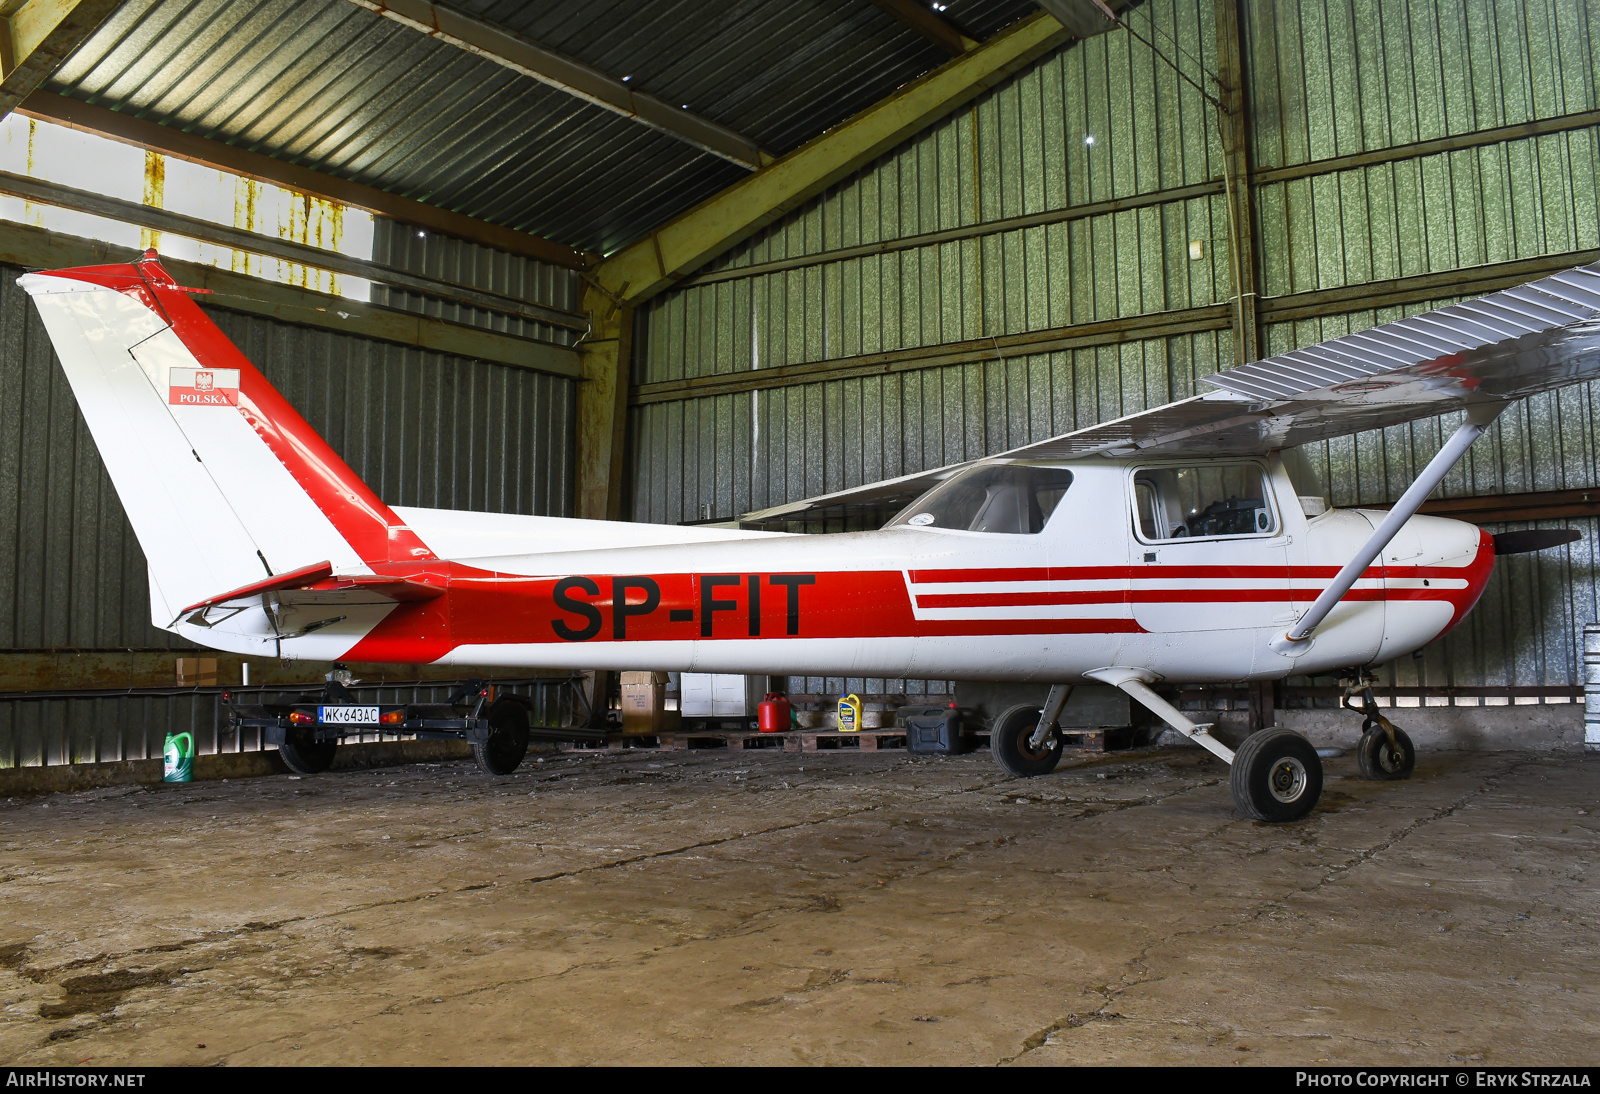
890,464,1074,535
1133,464,1275,541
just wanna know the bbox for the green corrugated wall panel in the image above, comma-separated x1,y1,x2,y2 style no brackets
1249,0,1598,169
630,0,1600,693
628,329,1231,525
1257,131,1600,295
638,0,1226,387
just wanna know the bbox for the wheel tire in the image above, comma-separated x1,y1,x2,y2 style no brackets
278,727,337,775
1229,728,1322,822
991,703,1064,777
474,700,530,776
1356,721,1415,781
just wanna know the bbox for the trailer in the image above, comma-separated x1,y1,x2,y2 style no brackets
225,669,600,776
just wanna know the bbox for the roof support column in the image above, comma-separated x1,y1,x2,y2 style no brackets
1215,0,1260,367
576,285,633,521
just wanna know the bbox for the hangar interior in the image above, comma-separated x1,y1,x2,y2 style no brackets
1,0,1597,775
0,0,1597,1068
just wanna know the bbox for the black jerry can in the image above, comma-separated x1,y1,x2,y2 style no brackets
901,705,967,755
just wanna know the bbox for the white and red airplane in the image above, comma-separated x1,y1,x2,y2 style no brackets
20,251,1600,820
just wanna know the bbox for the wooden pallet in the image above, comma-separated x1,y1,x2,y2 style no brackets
557,728,910,753
554,726,1126,755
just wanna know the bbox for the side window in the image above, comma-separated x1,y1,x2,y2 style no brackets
892,464,1074,535
1132,464,1275,541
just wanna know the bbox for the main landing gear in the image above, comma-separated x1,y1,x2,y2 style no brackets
1228,728,1323,822
991,686,1072,777
1344,681,1416,781
992,671,1324,823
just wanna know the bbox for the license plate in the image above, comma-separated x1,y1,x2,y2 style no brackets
319,705,379,725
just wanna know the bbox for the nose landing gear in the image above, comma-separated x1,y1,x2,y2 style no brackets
1343,681,1416,781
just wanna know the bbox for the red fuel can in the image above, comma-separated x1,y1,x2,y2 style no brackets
758,693,791,733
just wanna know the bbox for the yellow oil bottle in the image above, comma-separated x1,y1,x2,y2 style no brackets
837,693,863,733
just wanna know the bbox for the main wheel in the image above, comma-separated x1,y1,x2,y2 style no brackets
1356,721,1415,781
278,727,337,775
991,703,1063,777
1230,728,1322,822
474,700,530,775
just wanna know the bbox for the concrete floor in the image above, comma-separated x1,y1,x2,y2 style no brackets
0,743,1595,1066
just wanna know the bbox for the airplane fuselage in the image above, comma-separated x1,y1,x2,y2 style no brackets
176,454,1494,684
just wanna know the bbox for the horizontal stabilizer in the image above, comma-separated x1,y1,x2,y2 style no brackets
313,575,446,602
182,560,334,614
180,561,445,619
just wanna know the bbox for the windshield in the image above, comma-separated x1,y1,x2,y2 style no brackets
890,464,1074,535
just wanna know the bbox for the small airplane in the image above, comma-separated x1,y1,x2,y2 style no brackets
20,251,1600,820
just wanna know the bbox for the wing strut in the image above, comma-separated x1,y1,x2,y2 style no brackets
1272,401,1507,653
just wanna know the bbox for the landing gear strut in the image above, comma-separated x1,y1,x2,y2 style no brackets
1344,683,1415,780
1087,668,1323,823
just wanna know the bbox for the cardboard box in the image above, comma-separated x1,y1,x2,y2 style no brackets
620,671,669,734
176,657,217,686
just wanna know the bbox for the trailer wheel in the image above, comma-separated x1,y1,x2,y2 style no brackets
991,703,1063,777
279,727,337,775
475,700,530,775
1229,728,1322,822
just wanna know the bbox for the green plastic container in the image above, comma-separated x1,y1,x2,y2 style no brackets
163,731,194,783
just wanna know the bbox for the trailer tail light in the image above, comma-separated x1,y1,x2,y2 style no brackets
381,710,405,725
289,710,315,725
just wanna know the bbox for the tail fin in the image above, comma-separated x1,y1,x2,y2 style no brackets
20,251,434,628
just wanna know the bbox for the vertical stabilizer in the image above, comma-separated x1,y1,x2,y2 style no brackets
19,251,434,628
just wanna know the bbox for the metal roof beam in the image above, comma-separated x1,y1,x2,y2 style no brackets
0,220,581,377
590,11,1076,309
1032,0,1121,39
19,91,593,270
865,0,976,56
344,0,771,171
0,0,121,118
0,167,588,332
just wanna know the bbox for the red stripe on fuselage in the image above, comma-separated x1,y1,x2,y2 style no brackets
910,563,1484,584
341,566,1143,661
916,587,1408,608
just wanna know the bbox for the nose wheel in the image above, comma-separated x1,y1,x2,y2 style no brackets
1344,683,1415,781
1356,718,1415,780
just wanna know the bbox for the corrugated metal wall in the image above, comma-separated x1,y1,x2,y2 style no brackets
1249,0,1600,697
369,216,584,346
0,260,577,767
628,0,1600,698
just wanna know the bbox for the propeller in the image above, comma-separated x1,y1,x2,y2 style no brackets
1492,529,1582,555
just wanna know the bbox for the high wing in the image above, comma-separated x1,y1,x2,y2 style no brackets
742,260,1600,529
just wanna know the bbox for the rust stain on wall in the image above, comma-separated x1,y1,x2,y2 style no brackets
140,150,164,252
